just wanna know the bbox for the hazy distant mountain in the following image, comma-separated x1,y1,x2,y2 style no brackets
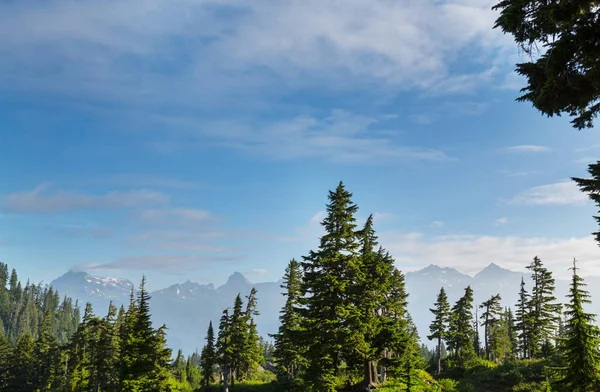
50,270,134,312
51,264,600,355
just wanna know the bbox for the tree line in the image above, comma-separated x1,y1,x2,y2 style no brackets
427,256,600,391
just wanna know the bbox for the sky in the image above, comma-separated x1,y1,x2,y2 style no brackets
1,0,600,291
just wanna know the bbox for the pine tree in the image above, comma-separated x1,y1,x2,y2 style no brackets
200,321,217,390
489,310,513,363
506,308,518,359
554,259,600,391
0,331,11,391
526,256,559,358
514,278,531,359
216,308,232,391
173,349,187,383
427,287,450,374
121,276,172,391
8,333,34,391
272,258,305,386
298,181,360,392
447,286,476,363
240,288,262,381
32,312,59,391
480,294,502,361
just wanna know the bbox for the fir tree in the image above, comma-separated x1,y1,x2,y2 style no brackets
173,349,187,383
526,256,559,358
33,312,59,391
272,258,305,386
298,181,360,392
200,321,217,390
240,288,262,381
448,286,476,363
480,294,502,361
514,278,531,359
216,308,232,391
427,287,450,374
555,259,600,391
506,308,518,359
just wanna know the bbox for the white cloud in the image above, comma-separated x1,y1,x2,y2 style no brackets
430,221,445,228
372,212,396,223
4,184,168,213
0,0,515,103
509,181,588,206
494,217,508,226
81,254,243,272
380,231,600,277
244,268,268,276
503,145,552,153
193,110,452,164
574,157,597,165
135,208,216,227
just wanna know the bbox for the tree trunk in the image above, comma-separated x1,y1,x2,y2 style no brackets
223,365,229,392
381,349,387,383
437,336,442,374
371,361,378,385
362,358,375,389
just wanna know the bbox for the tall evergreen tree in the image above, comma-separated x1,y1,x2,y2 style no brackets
514,278,531,359
121,276,172,391
200,321,217,391
272,258,305,386
555,259,600,391
216,308,232,391
240,288,262,381
526,256,559,358
480,294,502,361
506,307,518,359
448,286,475,363
298,181,360,392
427,287,450,374
32,312,59,391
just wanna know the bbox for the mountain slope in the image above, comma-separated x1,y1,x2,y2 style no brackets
51,264,600,354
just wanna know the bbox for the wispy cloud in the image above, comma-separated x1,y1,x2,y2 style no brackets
163,110,453,164
508,181,588,206
575,144,600,152
244,268,268,276
494,217,508,226
502,145,552,153
0,0,514,106
4,184,168,213
134,208,217,227
89,174,207,190
430,221,445,228
80,254,244,272
574,157,597,165
380,231,600,276
127,231,231,253
55,225,112,239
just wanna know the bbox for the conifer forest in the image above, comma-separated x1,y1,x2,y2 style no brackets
2,0,600,391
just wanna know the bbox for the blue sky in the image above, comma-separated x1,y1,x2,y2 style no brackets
1,0,600,290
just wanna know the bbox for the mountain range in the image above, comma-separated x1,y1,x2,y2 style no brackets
50,263,600,355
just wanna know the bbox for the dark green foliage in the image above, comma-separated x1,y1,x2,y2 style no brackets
428,287,450,374
200,321,217,389
298,181,361,392
272,258,306,387
493,0,600,130
553,259,600,391
448,286,476,363
573,163,600,246
480,294,502,361
526,257,559,359
214,289,263,388
515,278,532,359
